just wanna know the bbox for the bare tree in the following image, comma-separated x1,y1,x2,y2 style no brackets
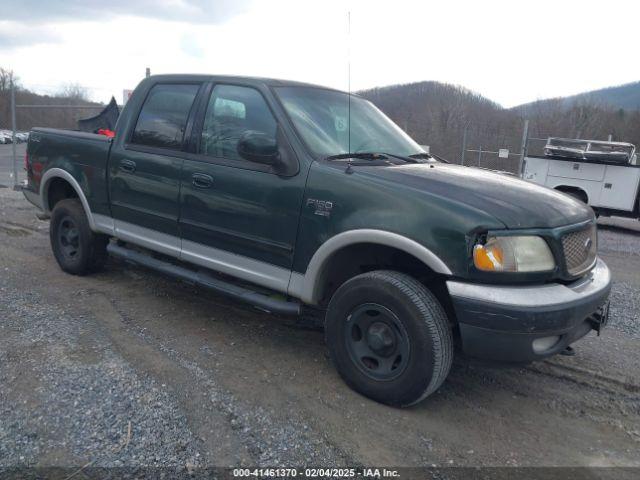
0,68,19,92
58,83,89,102
0,66,102,130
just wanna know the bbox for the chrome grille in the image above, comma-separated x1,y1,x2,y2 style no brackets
561,225,597,276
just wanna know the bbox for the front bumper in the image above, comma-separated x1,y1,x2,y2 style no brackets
447,257,612,362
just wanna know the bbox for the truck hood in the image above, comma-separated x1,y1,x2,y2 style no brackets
358,163,594,229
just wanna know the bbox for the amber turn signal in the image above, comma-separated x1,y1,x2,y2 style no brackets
473,236,555,273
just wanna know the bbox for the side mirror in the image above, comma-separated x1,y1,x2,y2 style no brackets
237,131,278,165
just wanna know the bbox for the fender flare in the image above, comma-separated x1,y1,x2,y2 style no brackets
40,168,96,230
288,229,452,304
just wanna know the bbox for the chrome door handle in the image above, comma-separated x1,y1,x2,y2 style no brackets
192,173,213,189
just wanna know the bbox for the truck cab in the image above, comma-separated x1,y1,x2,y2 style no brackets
23,75,612,407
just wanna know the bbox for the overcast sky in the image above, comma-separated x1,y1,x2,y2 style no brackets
1,0,639,107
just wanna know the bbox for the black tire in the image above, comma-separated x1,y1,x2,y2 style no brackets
325,270,453,407
50,198,108,275
560,189,588,204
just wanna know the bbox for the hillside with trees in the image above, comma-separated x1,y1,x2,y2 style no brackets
359,82,522,162
515,81,640,112
0,68,102,131
359,81,640,164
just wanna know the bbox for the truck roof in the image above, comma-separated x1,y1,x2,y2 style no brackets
145,73,348,94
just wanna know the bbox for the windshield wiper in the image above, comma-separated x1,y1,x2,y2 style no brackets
407,152,451,164
408,152,433,160
324,152,429,166
325,152,422,163
382,152,423,164
324,152,388,161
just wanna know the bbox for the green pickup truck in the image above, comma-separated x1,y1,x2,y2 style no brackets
23,74,611,406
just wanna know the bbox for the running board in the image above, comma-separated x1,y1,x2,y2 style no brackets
107,243,302,316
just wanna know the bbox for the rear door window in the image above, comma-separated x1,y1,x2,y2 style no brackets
131,84,199,150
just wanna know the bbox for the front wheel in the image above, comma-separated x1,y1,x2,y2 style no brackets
325,270,453,407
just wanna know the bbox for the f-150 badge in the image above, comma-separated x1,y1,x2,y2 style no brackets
306,198,333,217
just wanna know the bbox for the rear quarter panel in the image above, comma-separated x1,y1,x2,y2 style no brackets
27,128,112,216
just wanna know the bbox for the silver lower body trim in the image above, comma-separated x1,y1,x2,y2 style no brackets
93,216,291,295
446,257,611,308
93,213,115,235
115,220,180,257
288,272,308,303
94,215,179,258
181,239,291,293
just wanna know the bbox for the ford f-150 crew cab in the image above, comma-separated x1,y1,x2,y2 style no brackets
22,74,612,407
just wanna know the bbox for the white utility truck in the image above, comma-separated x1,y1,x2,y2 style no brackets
523,138,640,218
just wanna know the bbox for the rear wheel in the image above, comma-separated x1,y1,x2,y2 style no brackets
50,199,108,275
325,270,453,407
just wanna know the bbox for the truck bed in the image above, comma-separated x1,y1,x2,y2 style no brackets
25,128,113,217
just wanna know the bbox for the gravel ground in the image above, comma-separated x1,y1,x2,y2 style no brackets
608,281,640,338
0,182,639,471
0,262,348,470
0,283,203,469
597,229,640,338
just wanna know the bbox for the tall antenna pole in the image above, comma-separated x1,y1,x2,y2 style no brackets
347,10,351,156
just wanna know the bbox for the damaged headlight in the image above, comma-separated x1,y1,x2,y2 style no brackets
473,235,555,273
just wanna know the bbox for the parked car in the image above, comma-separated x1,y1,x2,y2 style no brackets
0,131,12,144
22,75,612,407
0,130,30,143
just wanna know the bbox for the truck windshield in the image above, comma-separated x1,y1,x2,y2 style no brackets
274,86,426,159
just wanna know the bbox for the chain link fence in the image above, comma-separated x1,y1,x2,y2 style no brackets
455,124,618,176
0,143,26,189
1,79,119,189
457,120,529,175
